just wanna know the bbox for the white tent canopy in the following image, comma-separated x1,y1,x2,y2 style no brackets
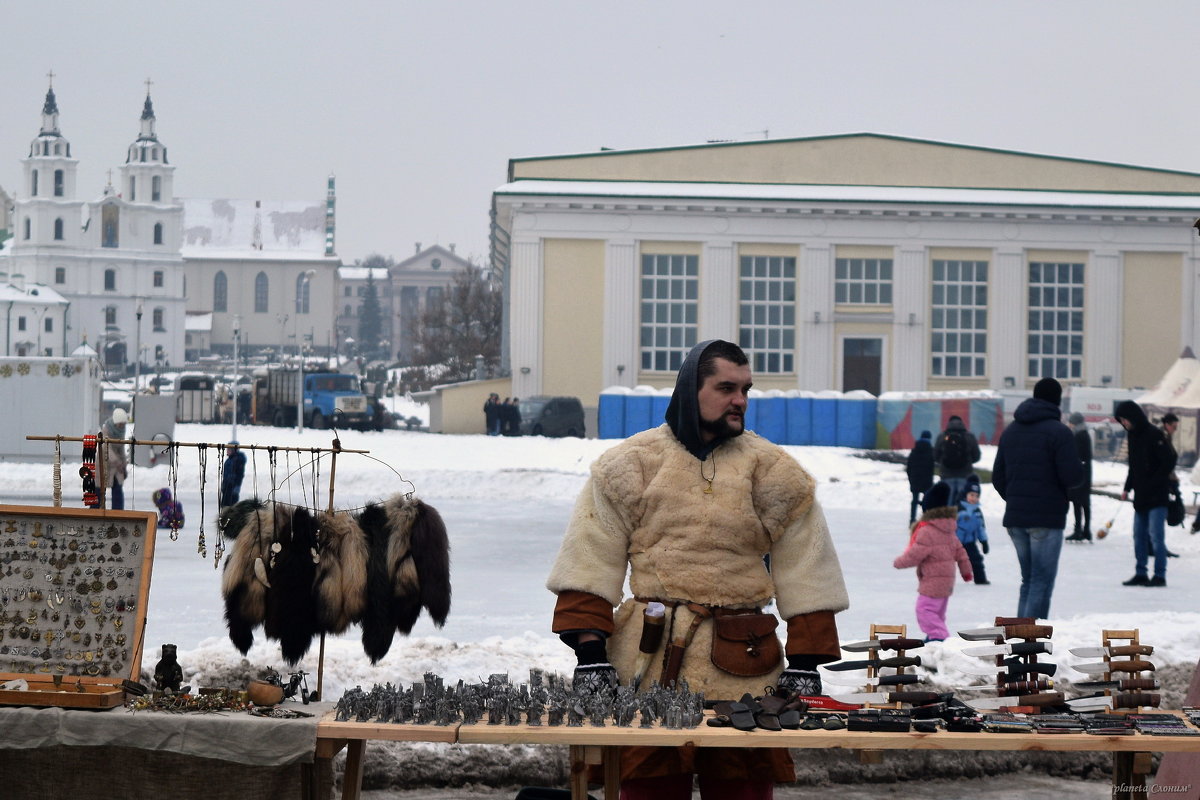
1137,347,1200,408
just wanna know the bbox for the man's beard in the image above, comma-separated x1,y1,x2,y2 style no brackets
699,411,744,440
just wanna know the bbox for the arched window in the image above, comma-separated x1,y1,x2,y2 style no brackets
101,205,119,248
31,169,38,196
295,273,311,314
23,218,31,240
254,272,269,313
105,306,117,326
153,308,165,331
54,169,64,197
128,177,136,201
153,222,163,245
104,269,116,291
213,271,228,312
152,176,161,202
53,218,64,240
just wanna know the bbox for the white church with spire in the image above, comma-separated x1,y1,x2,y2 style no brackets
2,80,186,366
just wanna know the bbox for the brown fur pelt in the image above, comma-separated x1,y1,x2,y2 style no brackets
219,499,281,654
312,509,369,634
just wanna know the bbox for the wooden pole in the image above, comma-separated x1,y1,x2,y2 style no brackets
316,438,341,701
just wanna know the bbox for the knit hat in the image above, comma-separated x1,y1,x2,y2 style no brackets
965,476,981,497
1033,377,1062,406
1068,412,1085,425
111,408,128,425
919,430,931,440
922,481,952,511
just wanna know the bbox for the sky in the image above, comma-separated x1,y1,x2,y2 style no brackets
3,1,1200,267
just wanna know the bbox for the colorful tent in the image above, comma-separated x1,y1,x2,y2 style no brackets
878,392,1005,450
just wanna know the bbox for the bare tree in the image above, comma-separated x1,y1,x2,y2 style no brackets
405,263,502,389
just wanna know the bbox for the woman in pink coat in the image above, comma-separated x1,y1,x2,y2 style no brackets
894,481,973,642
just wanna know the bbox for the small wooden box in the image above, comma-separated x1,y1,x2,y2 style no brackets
0,506,157,709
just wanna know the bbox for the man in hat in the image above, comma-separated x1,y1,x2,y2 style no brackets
991,378,1083,618
1065,412,1094,542
932,415,981,507
905,430,935,524
220,441,247,509
1115,401,1178,587
547,339,848,799
102,408,130,510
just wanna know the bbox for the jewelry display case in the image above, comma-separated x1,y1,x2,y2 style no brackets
0,506,157,709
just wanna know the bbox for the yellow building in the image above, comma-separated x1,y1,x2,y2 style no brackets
491,133,1200,409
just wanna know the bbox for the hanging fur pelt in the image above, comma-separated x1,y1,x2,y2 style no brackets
357,495,452,663
219,493,450,666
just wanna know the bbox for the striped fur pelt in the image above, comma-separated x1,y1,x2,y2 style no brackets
219,494,449,666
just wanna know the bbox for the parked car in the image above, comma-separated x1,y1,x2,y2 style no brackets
519,396,585,438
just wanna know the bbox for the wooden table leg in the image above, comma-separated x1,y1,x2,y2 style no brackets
602,745,620,800
1112,751,1151,800
342,739,366,800
569,744,590,800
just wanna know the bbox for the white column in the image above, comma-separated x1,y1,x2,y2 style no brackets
509,237,543,398
603,239,638,387
700,242,736,341
1086,251,1122,386
991,248,1025,389
893,246,927,391
1184,254,1200,357
799,244,834,390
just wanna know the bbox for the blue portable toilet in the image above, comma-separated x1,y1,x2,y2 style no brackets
743,389,761,433
624,388,655,436
651,392,671,431
755,390,787,444
598,388,629,439
785,391,813,445
811,391,839,446
835,390,877,448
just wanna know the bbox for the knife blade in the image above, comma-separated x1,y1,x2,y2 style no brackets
1073,678,1159,691
1068,644,1154,658
963,692,1064,710
840,638,925,653
958,661,1057,678
1070,659,1155,675
961,641,1053,657
957,624,1053,641
820,672,921,688
823,656,923,672
827,690,945,705
1066,692,1161,711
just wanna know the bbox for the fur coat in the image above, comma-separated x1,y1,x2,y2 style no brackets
894,507,973,598
546,424,848,700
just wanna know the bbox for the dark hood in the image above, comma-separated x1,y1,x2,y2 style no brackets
1012,397,1064,425
1114,400,1150,433
664,339,724,461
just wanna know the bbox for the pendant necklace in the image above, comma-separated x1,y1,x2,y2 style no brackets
700,453,716,494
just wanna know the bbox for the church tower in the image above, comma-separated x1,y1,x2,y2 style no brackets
119,83,175,213
12,77,84,251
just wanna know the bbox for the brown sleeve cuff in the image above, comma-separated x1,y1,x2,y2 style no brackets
552,590,615,637
784,610,841,663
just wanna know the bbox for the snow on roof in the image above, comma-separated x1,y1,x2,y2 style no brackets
180,198,330,259
184,312,212,332
338,267,390,281
0,282,67,304
495,179,1200,212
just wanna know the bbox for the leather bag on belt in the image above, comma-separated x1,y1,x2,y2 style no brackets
710,612,783,677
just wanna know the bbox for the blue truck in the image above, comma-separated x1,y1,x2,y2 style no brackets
255,367,372,430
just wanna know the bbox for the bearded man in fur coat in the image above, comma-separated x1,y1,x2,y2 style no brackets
547,339,848,800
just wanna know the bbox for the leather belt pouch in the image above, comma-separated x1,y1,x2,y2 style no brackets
710,612,782,677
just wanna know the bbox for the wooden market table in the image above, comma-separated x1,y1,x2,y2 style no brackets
316,710,1200,800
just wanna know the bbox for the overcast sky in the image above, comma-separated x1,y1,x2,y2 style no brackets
3,1,1198,266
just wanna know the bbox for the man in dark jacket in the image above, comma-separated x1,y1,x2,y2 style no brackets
933,415,981,506
1115,400,1178,587
991,378,1084,619
1065,412,1094,542
905,430,935,524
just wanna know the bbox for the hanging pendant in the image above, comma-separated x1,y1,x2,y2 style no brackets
704,480,714,494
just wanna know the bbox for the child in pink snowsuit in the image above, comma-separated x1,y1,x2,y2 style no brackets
894,481,973,641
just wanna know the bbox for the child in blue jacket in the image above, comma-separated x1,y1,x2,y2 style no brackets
956,476,989,585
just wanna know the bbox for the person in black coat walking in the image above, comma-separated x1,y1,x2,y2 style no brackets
905,430,935,524
933,415,982,506
991,378,1083,619
1065,412,1094,542
220,442,247,509
1115,401,1178,587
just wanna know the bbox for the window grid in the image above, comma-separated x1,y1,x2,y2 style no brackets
1027,262,1085,380
640,254,698,372
930,260,989,378
213,272,228,312
737,255,796,373
254,272,269,313
835,258,894,305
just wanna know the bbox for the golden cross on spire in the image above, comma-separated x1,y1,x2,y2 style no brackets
46,70,56,88
144,77,153,95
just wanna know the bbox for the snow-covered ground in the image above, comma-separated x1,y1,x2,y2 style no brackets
5,398,1199,702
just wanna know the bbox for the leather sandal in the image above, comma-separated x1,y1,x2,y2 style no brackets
755,709,782,731
823,715,847,730
726,702,757,731
799,714,824,730
707,714,733,728
779,708,803,729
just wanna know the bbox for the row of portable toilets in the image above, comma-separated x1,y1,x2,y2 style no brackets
598,389,878,448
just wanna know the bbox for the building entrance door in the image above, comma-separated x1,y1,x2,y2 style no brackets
842,338,882,395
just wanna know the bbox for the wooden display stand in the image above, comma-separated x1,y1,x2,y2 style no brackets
1098,628,1160,713
0,505,157,709
863,623,911,710
989,616,1059,710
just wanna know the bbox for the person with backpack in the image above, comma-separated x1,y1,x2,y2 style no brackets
933,415,981,506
